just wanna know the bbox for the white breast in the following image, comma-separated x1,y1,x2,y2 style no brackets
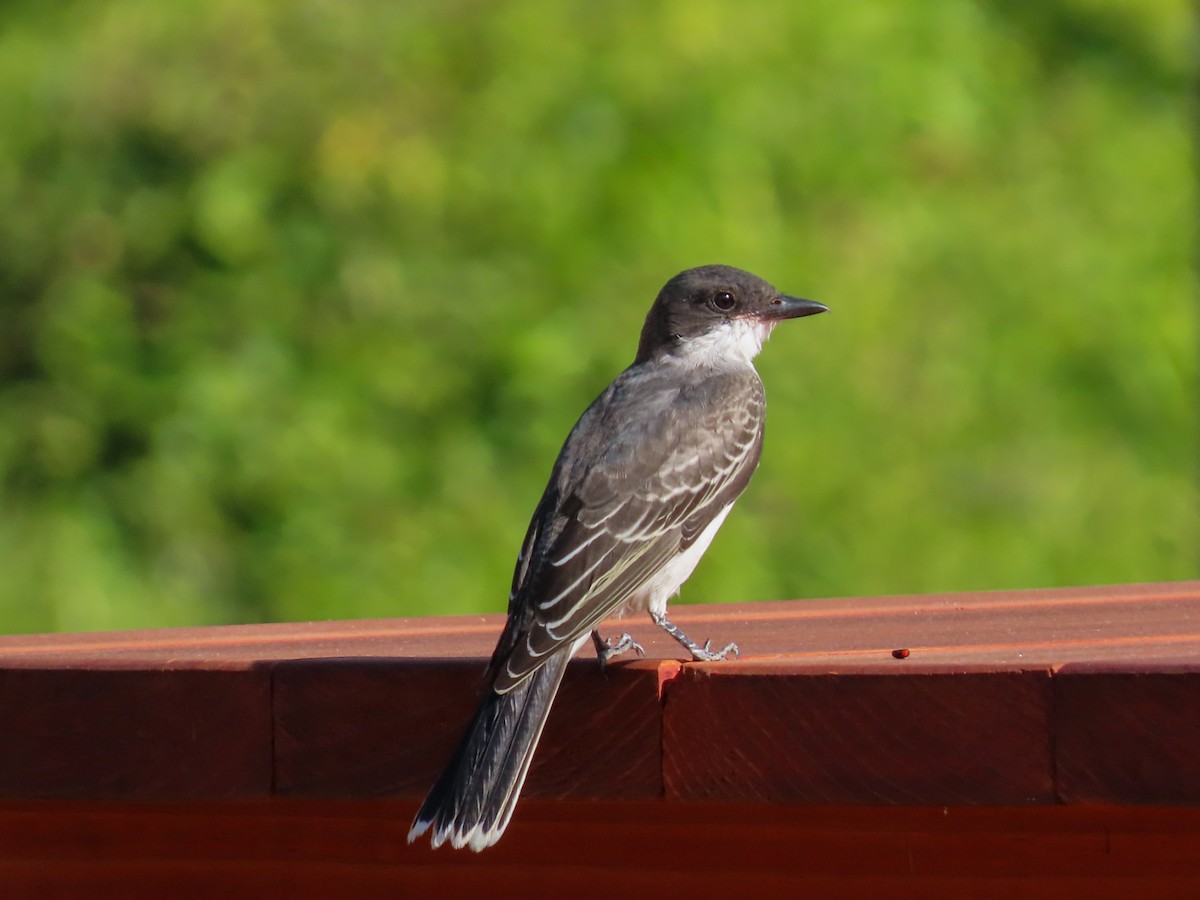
611,502,734,619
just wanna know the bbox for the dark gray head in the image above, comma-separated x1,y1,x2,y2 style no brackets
635,265,827,365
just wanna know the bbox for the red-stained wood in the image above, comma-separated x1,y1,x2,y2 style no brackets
1,581,1199,895
273,657,664,799
0,668,271,799
2,800,1200,899
661,667,1055,804
1056,666,1200,804
1,582,1196,804
0,581,1195,668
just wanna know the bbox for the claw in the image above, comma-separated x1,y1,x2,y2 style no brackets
689,639,739,662
591,630,646,673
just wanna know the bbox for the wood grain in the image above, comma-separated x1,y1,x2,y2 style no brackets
273,657,664,799
0,668,270,799
1,581,1200,896
662,667,1054,804
0,582,1197,804
1056,667,1200,804
2,800,1199,899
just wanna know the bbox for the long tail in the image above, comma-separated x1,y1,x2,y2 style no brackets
407,643,574,851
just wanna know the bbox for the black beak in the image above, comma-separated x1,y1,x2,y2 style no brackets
764,294,829,321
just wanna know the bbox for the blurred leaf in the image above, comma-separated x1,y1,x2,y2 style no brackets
0,0,1193,633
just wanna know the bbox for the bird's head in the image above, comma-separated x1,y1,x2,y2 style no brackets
635,265,827,367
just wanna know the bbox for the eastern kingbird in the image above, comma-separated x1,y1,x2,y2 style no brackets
408,265,827,851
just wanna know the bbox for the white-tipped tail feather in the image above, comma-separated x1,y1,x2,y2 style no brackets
407,634,587,851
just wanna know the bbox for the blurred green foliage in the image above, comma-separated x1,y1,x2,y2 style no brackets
0,1,1194,633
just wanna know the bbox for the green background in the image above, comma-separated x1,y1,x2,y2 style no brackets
0,1,1194,633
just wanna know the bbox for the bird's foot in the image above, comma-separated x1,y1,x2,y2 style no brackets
591,629,646,673
650,611,740,662
691,638,740,662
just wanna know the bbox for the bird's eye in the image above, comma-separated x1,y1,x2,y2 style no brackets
710,291,736,312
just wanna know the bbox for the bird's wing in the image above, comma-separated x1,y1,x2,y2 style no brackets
492,369,765,693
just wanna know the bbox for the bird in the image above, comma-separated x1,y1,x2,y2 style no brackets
407,264,827,851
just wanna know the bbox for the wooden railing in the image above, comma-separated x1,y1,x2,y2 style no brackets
1,581,1198,897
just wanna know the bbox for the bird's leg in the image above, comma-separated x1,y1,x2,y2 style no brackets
650,610,739,662
590,629,646,672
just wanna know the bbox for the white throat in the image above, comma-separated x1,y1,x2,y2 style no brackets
673,317,774,370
